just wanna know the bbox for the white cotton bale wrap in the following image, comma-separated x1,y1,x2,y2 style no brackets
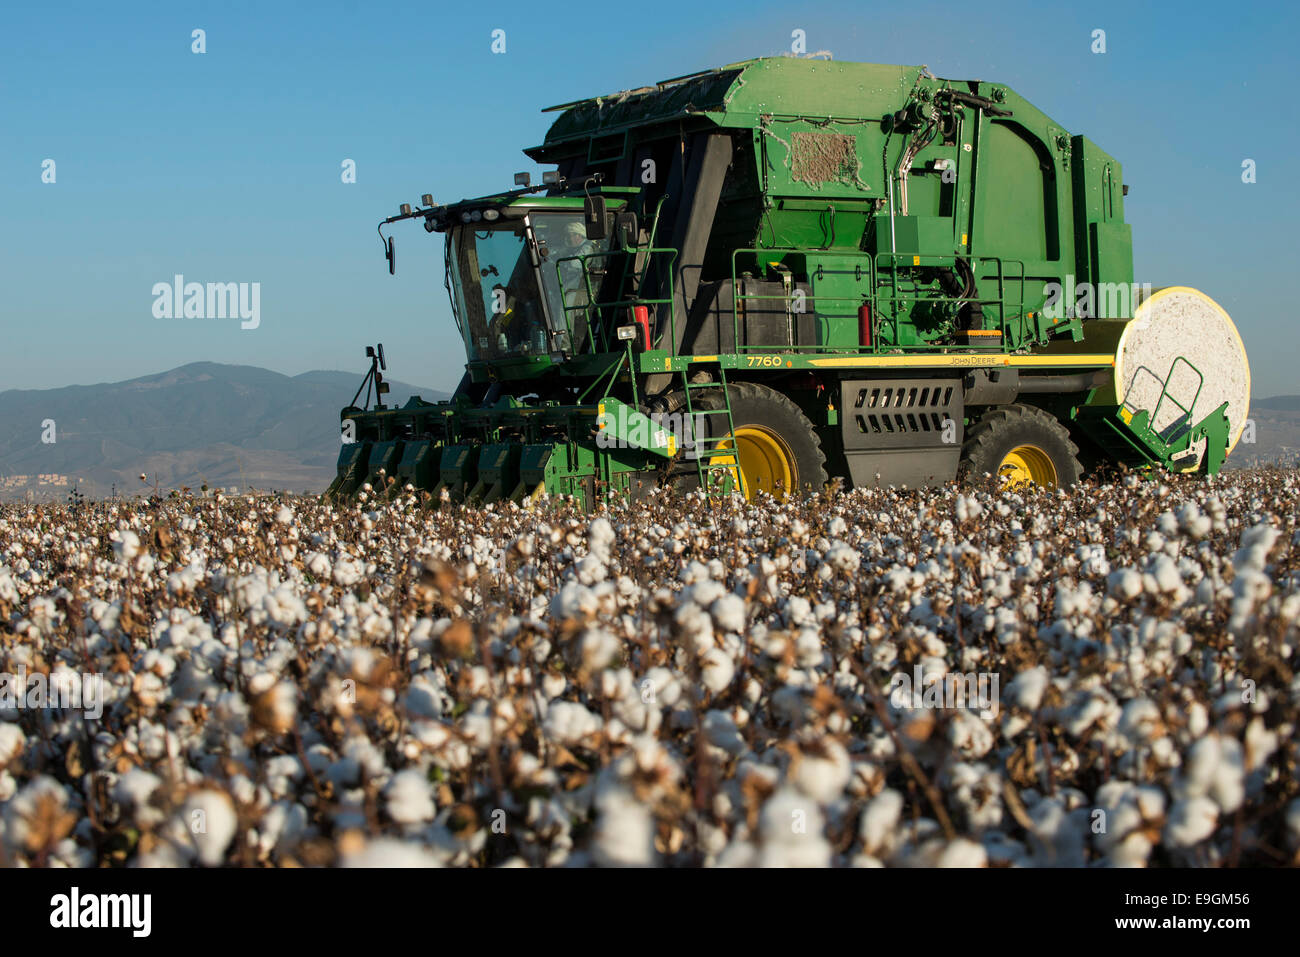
1109,286,1250,465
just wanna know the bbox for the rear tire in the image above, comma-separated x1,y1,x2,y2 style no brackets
960,404,1083,488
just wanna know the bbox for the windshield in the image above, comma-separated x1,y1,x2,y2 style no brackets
446,210,611,361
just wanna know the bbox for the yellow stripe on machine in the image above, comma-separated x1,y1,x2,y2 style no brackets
807,354,1116,369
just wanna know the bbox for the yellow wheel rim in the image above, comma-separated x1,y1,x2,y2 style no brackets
717,426,796,500
998,444,1058,487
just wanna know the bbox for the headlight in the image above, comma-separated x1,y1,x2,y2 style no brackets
460,211,472,223
482,208,500,221
470,209,482,222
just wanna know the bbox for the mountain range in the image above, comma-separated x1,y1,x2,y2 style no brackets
0,363,448,501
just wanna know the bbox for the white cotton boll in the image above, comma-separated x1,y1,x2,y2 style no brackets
699,647,735,695
275,506,293,526
936,838,986,868
258,801,309,858
1180,734,1245,812
684,577,725,608
1109,831,1157,868
792,740,851,804
587,517,615,558
0,722,25,765
758,788,830,867
385,769,436,826
859,788,903,855
1147,555,1182,594
783,595,816,627
579,628,622,672
824,542,860,574
551,581,597,620
1118,698,1163,746
701,710,746,755
342,735,388,780
332,557,363,587
541,673,567,700
1177,503,1212,539
342,838,444,868
709,593,747,634
794,628,824,668
1164,797,1219,848
263,755,303,799
674,602,715,655
1055,580,1094,618
1244,718,1278,774
1062,689,1114,738
1007,666,1049,711
592,786,655,867
305,552,331,579
576,554,608,584
4,776,69,852
1026,798,1089,867
955,494,982,523
1107,567,1143,600
544,701,603,746
717,839,759,867
643,667,682,708
948,710,995,759
948,763,1002,831
1232,523,1279,574
183,790,238,866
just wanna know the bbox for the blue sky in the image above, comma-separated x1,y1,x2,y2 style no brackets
2,0,1296,396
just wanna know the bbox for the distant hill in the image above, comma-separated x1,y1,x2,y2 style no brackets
0,363,449,500
1253,395,1300,412
1228,395,1300,469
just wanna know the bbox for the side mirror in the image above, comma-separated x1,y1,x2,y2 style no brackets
385,236,395,275
615,210,639,249
584,196,609,241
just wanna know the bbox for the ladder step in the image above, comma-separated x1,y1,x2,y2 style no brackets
680,365,736,498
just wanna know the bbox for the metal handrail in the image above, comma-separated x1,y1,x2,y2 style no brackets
729,247,876,354
726,248,1029,354
1147,356,1204,436
874,253,1028,349
553,246,680,353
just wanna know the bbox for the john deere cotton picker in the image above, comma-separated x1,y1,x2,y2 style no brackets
328,57,1250,506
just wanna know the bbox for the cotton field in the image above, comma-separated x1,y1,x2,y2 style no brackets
1,470,1298,868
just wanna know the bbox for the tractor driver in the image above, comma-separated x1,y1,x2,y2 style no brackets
558,221,595,295
556,220,598,352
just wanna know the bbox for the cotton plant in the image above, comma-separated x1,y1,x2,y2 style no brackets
0,472,1295,866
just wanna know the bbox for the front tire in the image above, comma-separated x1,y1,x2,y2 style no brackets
667,381,828,499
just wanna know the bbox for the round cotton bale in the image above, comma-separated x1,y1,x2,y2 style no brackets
1111,287,1250,466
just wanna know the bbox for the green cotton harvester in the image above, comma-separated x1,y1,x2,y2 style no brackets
328,57,1250,506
